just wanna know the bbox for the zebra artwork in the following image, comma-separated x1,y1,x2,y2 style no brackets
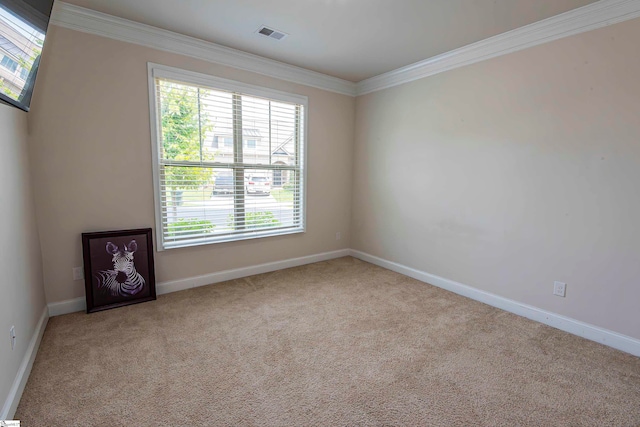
95,240,146,297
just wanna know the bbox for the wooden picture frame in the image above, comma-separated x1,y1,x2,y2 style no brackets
82,228,156,313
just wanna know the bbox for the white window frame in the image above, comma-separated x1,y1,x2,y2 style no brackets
147,63,308,251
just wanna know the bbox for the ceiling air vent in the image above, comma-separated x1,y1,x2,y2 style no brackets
256,26,288,41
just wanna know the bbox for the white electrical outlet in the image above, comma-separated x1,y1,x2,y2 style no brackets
10,326,16,350
73,266,84,281
553,281,566,297
335,232,341,240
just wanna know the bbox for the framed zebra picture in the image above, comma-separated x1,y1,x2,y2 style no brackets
82,228,156,313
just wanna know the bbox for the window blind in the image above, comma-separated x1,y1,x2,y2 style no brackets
150,67,306,250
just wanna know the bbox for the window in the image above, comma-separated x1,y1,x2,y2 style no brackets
1,55,18,73
211,136,232,149
148,64,307,250
19,67,29,80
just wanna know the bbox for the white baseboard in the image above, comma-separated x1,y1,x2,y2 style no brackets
48,249,351,316
157,249,350,295
47,297,85,316
1,305,49,420
349,249,640,358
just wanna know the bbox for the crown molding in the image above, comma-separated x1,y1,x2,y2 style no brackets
49,2,357,97
50,1,640,98
356,0,640,95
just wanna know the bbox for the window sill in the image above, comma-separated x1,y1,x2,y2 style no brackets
160,226,305,251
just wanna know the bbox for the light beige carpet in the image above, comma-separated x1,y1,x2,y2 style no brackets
16,257,640,426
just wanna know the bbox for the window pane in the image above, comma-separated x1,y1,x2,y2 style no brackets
240,95,299,166
244,169,301,230
240,95,269,165
162,167,236,243
201,89,234,163
270,101,298,167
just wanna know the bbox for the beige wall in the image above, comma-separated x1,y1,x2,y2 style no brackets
0,104,47,415
352,18,640,340
29,26,355,304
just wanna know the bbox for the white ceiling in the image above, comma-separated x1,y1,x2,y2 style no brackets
63,0,599,82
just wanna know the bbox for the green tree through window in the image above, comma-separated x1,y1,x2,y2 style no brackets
159,81,214,217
